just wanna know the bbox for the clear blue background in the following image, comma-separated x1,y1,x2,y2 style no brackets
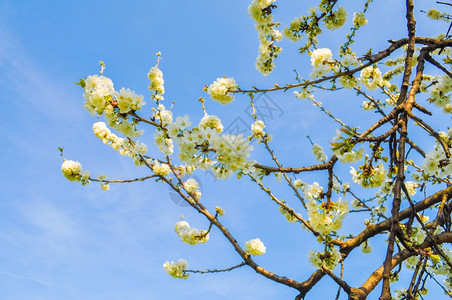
0,1,450,299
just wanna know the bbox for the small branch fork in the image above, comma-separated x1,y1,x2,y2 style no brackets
425,55,452,79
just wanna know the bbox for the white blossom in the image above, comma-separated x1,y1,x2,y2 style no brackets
293,179,304,189
304,182,323,199
83,75,115,115
153,161,171,176
207,77,238,104
163,259,189,279
61,160,83,182
175,220,209,245
353,12,368,27
248,0,282,75
311,48,333,67
312,144,327,161
360,66,389,91
115,87,145,113
251,120,266,139
183,178,200,193
199,114,223,133
244,238,266,256
308,247,341,269
148,66,165,95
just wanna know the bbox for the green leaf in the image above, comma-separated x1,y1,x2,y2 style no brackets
340,127,356,137
75,78,86,88
330,142,345,151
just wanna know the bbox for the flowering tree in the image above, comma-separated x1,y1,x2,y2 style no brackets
60,0,452,299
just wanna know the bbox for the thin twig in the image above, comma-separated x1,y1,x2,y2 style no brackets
234,38,439,94
407,111,451,158
425,56,452,79
321,265,351,294
186,262,247,274
90,175,157,184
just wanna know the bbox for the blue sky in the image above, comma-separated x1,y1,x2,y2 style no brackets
0,1,450,299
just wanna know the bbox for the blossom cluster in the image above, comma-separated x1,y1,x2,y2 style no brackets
310,48,334,78
61,157,108,189
361,242,372,254
251,120,266,139
175,221,209,245
93,121,147,166
82,74,146,140
148,66,165,97
428,247,452,286
61,160,86,183
352,12,368,27
154,132,174,156
183,178,202,200
154,104,173,126
350,162,386,189
152,161,171,176
308,247,341,269
207,77,238,105
404,181,419,196
163,113,255,180
248,0,282,75
199,114,223,133
362,100,376,111
282,16,304,42
399,227,452,292
306,197,349,235
311,144,327,162
294,179,349,235
283,3,347,52
340,53,359,68
93,121,124,150
304,182,323,199
116,88,146,114
293,179,304,189
163,259,189,279
322,6,347,30
244,238,266,256
338,74,359,89
360,66,390,91
83,74,115,116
